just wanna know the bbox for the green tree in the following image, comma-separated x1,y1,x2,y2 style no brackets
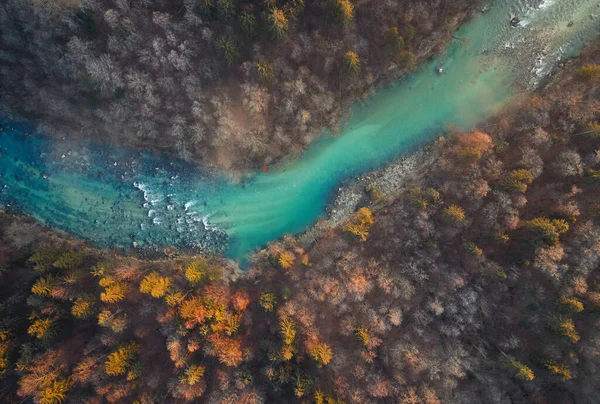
28,247,62,273
216,36,239,67
53,251,85,270
386,27,405,54
239,11,257,36
216,0,235,20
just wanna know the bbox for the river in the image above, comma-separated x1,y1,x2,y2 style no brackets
0,0,599,263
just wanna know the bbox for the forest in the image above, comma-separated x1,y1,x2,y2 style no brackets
0,0,478,171
1,39,600,402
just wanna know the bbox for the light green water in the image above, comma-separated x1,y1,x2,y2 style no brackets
0,0,599,262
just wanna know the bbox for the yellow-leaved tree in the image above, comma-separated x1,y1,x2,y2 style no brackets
139,272,171,298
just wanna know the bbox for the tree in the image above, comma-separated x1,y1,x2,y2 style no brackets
259,292,277,312
308,342,332,367
555,318,580,343
395,50,416,70
216,0,235,21
355,327,370,347
409,187,439,210
545,361,572,380
587,121,600,138
575,64,600,82
216,36,238,67
501,169,534,193
105,342,138,376
208,335,243,367
256,60,275,84
31,276,59,297
505,356,535,381
343,207,374,241
269,9,288,39
98,309,128,333
27,316,57,340
99,277,126,303
28,247,62,273
443,205,465,225
180,364,205,386
343,51,360,77
71,296,95,319
386,27,405,54
139,272,171,298
53,251,85,270
522,217,569,245
278,251,295,270
559,296,584,313
450,130,493,162
239,11,257,37
280,317,296,345
332,0,354,28
185,259,208,285
39,379,69,404
179,297,208,329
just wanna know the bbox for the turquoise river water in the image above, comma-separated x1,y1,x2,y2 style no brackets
1,0,599,263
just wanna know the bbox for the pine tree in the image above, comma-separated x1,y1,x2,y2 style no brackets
308,342,332,367
269,9,288,39
280,318,296,345
27,315,57,340
71,296,95,319
105,342,139,376
443,205,466,224
180,364,205,385
343,51,360,77
505,356,535,381
139,272,171,298
99,277,126,303
343,207,374,241
185,259,207,285
259,292,277,312
332,0,354,28
39,378,69,404
278,251,295,270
